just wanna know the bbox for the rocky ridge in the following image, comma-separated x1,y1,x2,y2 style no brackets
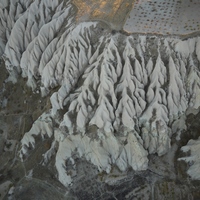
1,0,200,199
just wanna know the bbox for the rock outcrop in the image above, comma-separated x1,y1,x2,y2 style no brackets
1,0,200,195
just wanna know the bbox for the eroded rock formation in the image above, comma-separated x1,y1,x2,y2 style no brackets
1,0,200,192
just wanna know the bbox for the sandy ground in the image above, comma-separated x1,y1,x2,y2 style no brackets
73,0,200,35
72,0,135,30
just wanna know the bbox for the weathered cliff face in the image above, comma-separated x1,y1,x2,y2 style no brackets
1,0,200,199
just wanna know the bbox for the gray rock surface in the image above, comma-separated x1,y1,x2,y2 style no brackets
1,0,200,199
1,55,200,199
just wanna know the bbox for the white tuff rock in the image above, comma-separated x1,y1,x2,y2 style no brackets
1,0,200,186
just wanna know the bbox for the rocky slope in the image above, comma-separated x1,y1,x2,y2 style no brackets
1,0,200,199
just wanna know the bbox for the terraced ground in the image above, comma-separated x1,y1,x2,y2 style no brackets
124,0,200,35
